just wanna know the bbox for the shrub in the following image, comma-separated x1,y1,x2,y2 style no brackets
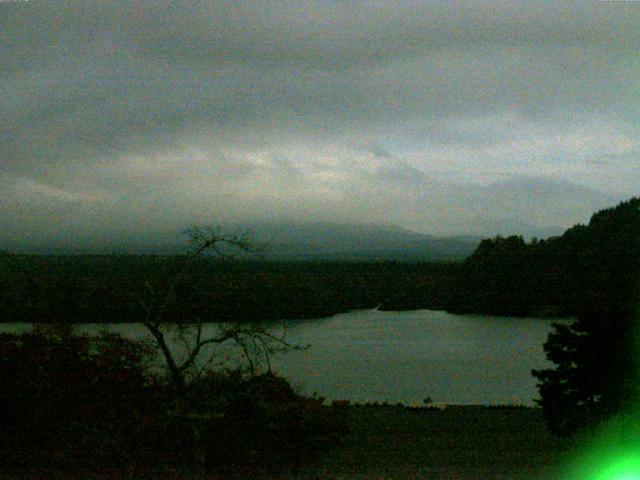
0,327,349,477
182,371,350,474
0,325,157,471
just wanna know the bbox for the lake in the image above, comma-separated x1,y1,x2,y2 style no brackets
0,309,565,405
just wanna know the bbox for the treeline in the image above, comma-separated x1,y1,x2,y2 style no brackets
530,198,640,434
445,198,640,317
3,198,637,324
0,256,458,324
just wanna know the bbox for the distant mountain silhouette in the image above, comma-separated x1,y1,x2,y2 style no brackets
246,222,481,261
4,222,481,260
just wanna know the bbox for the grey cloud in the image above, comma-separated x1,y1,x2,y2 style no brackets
8,1,636,65
1,1,639,248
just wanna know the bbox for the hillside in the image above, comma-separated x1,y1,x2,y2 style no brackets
445,197,640,317
1,222,480,262
248,222,480,261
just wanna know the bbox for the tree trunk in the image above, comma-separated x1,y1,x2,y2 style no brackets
144,323,186,392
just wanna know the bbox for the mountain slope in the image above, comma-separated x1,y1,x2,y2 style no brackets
247,222,480,261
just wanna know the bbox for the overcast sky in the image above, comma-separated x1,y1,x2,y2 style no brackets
1,1,639,249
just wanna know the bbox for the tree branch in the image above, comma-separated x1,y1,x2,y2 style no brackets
137,224,290,391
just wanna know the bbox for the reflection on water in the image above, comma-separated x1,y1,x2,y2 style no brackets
0,309,566,405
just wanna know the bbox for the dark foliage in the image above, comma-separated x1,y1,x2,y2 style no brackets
445,233,580,317
531,198,640,435
189,371,349,474
0,325,157,470
0,328,348,476
0,257,458,324
445,198,640,434
446,198,640,319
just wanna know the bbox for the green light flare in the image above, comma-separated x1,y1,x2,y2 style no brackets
594,454,640,480
564,449,640,480
562,414,640,480
560,303,640,480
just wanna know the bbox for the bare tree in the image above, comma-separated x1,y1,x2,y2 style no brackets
136,225,300,393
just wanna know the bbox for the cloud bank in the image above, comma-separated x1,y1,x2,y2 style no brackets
1,1,638,249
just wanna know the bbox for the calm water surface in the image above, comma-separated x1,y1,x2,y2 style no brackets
2,309,565,405
274,309,563,405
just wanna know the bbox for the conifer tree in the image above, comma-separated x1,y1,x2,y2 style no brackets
533,198,640,435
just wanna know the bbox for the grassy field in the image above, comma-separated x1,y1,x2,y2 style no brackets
289,405,576,480
0,405,578,480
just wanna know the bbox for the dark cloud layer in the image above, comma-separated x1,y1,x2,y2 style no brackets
1,1,638,249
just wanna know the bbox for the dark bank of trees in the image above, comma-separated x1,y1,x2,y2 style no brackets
532,198,640,435
368,196,640,439
444,232,583,317
0,255,458,324
444,198,640,319
446,197,640,435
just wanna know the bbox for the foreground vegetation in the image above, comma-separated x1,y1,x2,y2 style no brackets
2,325,577,479
0,365,576,480
0,325,349,478
305,404,574,480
